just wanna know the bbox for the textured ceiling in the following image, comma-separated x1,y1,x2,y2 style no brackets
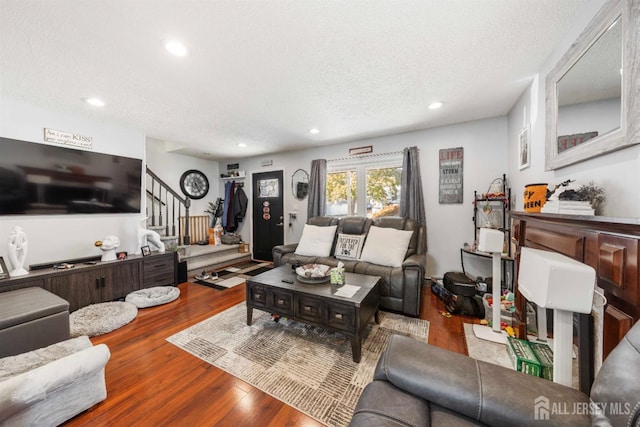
0,0,590,161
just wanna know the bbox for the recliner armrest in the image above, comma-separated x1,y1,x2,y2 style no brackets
272,244,298,267
272,243,298,256
402,253,426,271
375,334,590,426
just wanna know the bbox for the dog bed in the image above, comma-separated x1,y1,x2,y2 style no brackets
125,286,180,308
70,301,138,337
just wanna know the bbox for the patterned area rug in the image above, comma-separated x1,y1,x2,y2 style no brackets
167,303,429,427
190,262,272,290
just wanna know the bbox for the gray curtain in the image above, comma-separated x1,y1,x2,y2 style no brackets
307,159,327,218
400,146,427,251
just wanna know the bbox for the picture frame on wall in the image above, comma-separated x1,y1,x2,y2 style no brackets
519,125,531,170
141,246,151,257
0,256,9,280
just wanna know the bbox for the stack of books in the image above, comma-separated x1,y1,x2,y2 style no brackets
541,200,594,215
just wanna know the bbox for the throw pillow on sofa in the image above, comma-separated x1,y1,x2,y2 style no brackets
335,233,366,260
295,224,338,257
359,226,413,268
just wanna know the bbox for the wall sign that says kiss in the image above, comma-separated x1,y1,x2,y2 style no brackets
44,128,93,149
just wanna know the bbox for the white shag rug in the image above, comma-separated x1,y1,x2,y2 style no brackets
125,286,180,308
70,301,138,337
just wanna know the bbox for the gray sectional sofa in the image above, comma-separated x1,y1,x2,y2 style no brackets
349,320,640,426
272,216,427,316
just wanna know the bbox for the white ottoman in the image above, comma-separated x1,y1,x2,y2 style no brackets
125,286,180,308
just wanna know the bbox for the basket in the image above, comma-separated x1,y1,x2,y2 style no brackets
482,293,514,326
221,234,241,245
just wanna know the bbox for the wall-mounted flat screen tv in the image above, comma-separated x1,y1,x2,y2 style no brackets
0,137,142,215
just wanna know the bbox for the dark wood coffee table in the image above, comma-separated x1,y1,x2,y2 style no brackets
246,265,381,362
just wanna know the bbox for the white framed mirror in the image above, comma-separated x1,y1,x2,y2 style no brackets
545,0,639,170
291,169,309,200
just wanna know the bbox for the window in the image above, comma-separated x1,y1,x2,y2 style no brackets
326,154,402,218
326,169,357,216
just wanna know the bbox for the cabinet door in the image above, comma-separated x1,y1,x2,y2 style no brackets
47,271,102,312
142,253,175,288
101,262,141,302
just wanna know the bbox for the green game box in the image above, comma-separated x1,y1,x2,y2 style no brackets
506,337,542,377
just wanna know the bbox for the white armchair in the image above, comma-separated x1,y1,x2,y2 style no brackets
0,336,110,427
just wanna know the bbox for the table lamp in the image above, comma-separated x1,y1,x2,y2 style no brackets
518,247,595,386
472,228,507,343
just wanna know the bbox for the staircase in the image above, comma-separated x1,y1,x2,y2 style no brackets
179,244,251,277
146,167,251,278
148,224,179,251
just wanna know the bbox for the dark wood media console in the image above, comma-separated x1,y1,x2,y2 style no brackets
0,252,177,312
511,211,640,393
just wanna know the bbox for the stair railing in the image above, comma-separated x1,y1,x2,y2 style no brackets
145,166,192,245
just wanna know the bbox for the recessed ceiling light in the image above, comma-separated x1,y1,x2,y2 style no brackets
309,128,320,134
84,97,105,107
165,40,188,57
428,101,444,110
238,143,247,148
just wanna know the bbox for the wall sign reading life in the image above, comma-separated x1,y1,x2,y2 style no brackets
438,147,463,204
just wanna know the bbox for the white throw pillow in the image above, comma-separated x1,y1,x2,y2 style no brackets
335,233,366,260
359,226,413,268
295,224,337,257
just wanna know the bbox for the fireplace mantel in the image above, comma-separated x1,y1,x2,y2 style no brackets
510,211,639,393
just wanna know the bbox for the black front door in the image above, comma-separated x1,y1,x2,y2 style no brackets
252,170,284,261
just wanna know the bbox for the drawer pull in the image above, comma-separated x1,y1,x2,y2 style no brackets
304,306,312,312
256,294,263,300
335,313,343,320
278,299,285,305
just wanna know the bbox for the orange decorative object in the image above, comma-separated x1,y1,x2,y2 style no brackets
523,183,548,212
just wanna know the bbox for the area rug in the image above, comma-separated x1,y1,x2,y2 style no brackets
191,261,272,290
70,301,138,337
463,323,511,368
242,266,273,276
463,323,580,389
167,303,429,427
234,260,263,269
194,275,246,290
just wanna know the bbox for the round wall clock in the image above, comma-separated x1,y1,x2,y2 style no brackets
179,169,210,199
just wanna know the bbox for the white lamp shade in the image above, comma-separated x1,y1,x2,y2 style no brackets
477,228,504,253
518,247,595,314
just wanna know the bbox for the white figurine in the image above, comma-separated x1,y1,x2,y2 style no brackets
135,217,165,254
95,235,120,262
7,226,28,277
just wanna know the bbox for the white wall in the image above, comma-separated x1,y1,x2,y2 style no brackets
508,0,640,218
557,97,621,138
224,116,508,278
0,96,146,267
146,140,220,221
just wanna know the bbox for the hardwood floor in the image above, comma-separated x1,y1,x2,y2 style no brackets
64,280,480,426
